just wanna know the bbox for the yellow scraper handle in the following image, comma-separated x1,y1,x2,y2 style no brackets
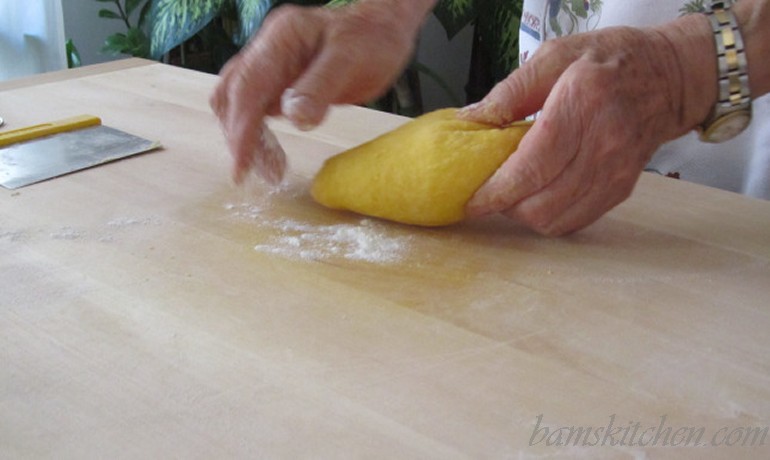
0,115,101,148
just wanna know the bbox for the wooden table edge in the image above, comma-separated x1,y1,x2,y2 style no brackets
0,58,156,92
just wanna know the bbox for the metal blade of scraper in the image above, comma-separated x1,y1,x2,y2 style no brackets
0,124,161,189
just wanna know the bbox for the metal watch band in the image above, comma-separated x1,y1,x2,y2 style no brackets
706,1,751,114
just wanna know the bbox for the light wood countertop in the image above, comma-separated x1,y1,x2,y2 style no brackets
1,59,769,459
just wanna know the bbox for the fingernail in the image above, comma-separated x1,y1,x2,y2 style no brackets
465,168,511,217
458,101,500,125
459,102,481,112
459,101,508,126
465,196,487,217
457,102,481,119
281,88,324,131
465,184,494,217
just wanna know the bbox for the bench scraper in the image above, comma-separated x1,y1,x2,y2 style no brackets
0,115,161,189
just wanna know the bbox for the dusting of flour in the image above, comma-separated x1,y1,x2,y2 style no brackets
255,218,408,263
225,200,411,264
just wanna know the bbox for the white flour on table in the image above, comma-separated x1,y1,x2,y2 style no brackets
225,201,411,264
49,226,86,240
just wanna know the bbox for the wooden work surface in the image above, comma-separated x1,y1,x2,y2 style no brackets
2,59,769,459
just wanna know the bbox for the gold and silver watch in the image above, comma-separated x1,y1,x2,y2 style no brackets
698,0,752,143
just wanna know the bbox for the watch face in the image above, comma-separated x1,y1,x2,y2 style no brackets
702,111,752,143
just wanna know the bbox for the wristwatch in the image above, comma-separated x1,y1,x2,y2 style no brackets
698,0,752,143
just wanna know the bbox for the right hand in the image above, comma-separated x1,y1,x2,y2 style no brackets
459,19,717,236
210,1,431,184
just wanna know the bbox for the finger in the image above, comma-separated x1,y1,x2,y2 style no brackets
281,87,328,132
210,53,241,120
224,60,281,183
465,95,581,217
499,143,602,236
501,127,647,236
458,39,578,125
512,169,639,236
466,52,615,217
231,123,287,186
283,14,411,129
500,156,594,234
219,6,324,182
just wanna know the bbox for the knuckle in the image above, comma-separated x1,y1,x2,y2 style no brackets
497,76,528,107
258,5,318,56
262,4,301,29
537,37,575,61
537,38,563,57
515,155,552,191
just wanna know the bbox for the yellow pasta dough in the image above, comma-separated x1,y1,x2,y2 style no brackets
311,108,532,226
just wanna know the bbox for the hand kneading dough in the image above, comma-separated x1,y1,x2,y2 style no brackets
311,108,532,226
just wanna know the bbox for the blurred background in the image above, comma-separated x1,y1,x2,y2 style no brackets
2,1,523,114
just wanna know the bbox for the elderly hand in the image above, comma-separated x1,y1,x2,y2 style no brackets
210,0,434,184
459,17,717,236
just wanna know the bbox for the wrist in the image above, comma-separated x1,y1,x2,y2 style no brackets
653,13,717,135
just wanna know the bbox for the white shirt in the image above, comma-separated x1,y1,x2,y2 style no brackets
520,0,770,200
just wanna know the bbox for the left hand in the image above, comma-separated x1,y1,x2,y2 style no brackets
459,20,715,236
210,1,431,184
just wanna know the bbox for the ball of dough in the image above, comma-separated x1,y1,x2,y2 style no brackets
311,108,532,226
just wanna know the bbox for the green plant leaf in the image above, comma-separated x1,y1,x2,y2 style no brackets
433,0,476,40
679,0,705,15
476,0,524,83
101,27,150,57
148,0,225,59
99,8,123,19
137,0,152,29
126,26,151,57
570,0,588,18
102,32,131,55
65,39,82,68
325,0,357,8
234,0,273,46
272,0,327,6
125,0,146,17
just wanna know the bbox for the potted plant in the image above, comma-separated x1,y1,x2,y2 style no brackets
96,0,270,62
434,0,524,102
97,0,152,58
95,0,524,111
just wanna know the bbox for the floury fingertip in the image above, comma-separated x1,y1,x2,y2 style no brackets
457,102,481,116
281,88,324,131
255,125,288,186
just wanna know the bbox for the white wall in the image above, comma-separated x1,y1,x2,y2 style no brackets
417,15,473,111
61,0,130,66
